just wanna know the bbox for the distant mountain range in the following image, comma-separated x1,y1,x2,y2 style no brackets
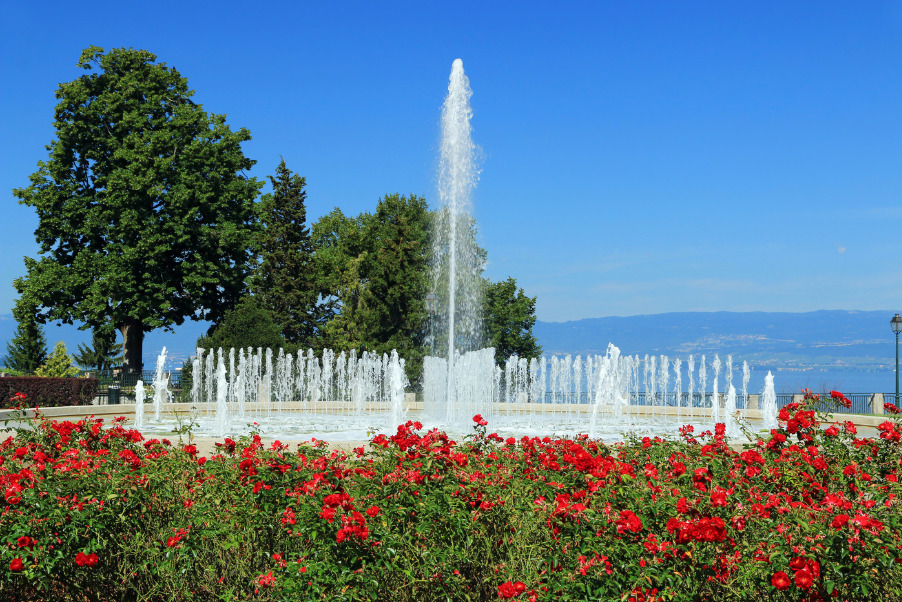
534,310,896,373
0,310,896,378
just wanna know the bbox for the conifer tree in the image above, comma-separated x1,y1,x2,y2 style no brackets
251,159,319,347
4,302,48,373
35,341,80,378
73,328,122,373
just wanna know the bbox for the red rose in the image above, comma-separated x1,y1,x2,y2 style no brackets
771,571,791,590
831,514,849,529
498,581,527,599
794,568,813,590
9,558,24,572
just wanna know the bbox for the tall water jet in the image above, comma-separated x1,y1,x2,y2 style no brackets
589,344,624,439
214,354,229,437
152,347,169,421
431,58,484,420
742,361,751,408
725,385,741,439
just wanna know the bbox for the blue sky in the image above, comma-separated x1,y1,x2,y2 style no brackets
2,0,902,341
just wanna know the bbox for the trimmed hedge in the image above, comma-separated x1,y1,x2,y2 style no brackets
0,377,99,408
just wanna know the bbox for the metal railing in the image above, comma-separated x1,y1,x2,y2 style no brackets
94,371,185,404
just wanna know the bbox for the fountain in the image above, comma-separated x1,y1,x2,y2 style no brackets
152,347,169,421
430,58,485,421
134,380,145,430
125,59,777,443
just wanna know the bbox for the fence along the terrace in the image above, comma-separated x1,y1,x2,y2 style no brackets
94,370,184,403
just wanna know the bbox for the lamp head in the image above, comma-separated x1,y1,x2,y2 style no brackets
425,293,438,314
892,313,902,334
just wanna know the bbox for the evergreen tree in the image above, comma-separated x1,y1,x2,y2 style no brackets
360,194,431,380
251,159,319,347
13,46,261,376
73,328,122,372
35,341,80,378
4,302,48,373
484,277,541,364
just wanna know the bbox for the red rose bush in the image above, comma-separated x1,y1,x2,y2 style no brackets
0,390,901,600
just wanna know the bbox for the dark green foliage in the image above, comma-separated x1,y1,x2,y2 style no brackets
251,159,320,347
73,328,121,372
484,277,541,364
0,376,98,407
4,302,48,373
313,208,371,352
314,195,431,382
13,46,261,376
198,296,286,352
361,194,431,381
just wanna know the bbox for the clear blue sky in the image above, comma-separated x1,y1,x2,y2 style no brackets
3,1,902,333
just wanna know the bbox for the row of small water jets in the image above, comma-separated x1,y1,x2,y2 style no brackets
133,344,777,441
423,344,777,440
134,347,409,437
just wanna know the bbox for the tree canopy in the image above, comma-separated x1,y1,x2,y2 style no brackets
13,46,261,375
313,195,431,381
483,277,541,364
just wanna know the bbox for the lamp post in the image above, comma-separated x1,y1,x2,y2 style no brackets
892,314,902,405
425,293,438,357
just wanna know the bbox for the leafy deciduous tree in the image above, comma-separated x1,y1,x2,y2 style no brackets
13,46,261,376
483,277,541,364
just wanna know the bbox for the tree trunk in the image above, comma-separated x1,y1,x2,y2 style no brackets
120,318,144,377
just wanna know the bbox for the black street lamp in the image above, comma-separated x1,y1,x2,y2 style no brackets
892,314,902,406
425,293,438,357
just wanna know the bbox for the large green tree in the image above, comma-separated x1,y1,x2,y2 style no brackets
4,302,48,373
361,194,431,378
13,47,261,376
313,195,431,380
483,277,541,364
250,159,319,347
312,208,374,351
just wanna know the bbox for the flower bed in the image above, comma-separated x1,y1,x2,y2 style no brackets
1,390,901,601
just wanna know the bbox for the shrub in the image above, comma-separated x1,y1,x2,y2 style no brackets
0,390,900,601
0,377,98,408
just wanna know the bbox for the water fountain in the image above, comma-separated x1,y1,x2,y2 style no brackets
128,59,777,442
430,58,485,419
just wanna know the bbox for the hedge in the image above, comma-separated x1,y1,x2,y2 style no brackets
0,377,99,408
